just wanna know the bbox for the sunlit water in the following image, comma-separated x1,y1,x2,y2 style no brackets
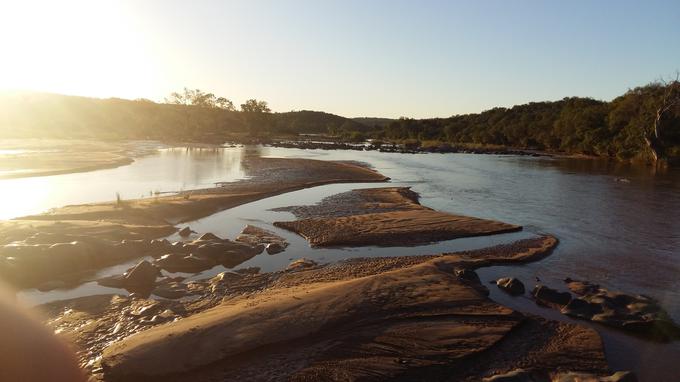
6,144,680,381
0,146,248,220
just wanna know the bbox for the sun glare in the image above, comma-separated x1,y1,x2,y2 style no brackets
0,0,160,99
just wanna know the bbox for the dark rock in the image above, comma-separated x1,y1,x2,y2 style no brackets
194,242,229,261
235,225,288,252
561,297,602,319
496,277,525,296
265,242,285,255
197,232,221,241
178,227,193,237
155,253,214,273
454,268,480,283
124,260,161,287
453,268,489,296
532,285,571,306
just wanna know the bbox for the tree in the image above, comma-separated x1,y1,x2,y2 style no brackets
644,75,680,163
164,88,237,136
165,88,235,110
165,87,192,106
239,99,271,134
240,99,271,113
215,97,235,111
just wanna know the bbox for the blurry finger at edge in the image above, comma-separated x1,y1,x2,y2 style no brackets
0,286,87,382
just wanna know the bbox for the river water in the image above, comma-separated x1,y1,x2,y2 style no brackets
3,144,680,380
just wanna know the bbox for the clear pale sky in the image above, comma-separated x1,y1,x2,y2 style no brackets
1,0,678,118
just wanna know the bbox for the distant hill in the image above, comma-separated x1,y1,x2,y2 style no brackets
353,117,395,128
0,92,361,141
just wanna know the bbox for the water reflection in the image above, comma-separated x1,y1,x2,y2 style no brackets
0,145,249,220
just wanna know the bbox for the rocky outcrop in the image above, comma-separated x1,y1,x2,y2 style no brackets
123,260,160,287
286,258,318,272
178,227,194,237
532,285,572,307
101,259,609,381
0,234,176,288
560,278,680,341
496,277,525,295
154,254,213,273
235,225,288,255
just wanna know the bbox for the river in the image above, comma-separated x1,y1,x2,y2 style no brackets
3,143,680,380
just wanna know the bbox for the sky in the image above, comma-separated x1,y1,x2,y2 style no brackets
0,0,679,118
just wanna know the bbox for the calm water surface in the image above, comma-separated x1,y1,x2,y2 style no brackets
0,146,247,220
6,144,680,381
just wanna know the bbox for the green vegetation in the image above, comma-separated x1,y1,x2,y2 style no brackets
360,81,680,162
1,81,678,163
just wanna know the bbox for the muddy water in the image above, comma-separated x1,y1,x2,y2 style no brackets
7,144,680,381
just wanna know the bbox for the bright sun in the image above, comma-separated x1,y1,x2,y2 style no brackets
0,0,160,99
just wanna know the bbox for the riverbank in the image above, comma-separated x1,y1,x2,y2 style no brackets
38,235,632,381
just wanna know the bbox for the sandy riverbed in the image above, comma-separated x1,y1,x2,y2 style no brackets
0,156,388,288
274,187,522,246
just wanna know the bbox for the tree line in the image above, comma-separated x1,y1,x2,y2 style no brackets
350,80,679,162
0,80,678,162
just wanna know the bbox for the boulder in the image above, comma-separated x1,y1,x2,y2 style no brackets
453,268,489,296
454,268,480,283
265,242,285,255
124,260,160,287
155,253,214,273
496,277,525,296
197,232,222,242
286,258,318,272
178,227,193,237
560,297,602,319
558,278,680,340
235,225,288,253
532,285,571,307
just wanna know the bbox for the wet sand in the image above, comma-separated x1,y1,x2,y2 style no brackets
274,187,521,246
